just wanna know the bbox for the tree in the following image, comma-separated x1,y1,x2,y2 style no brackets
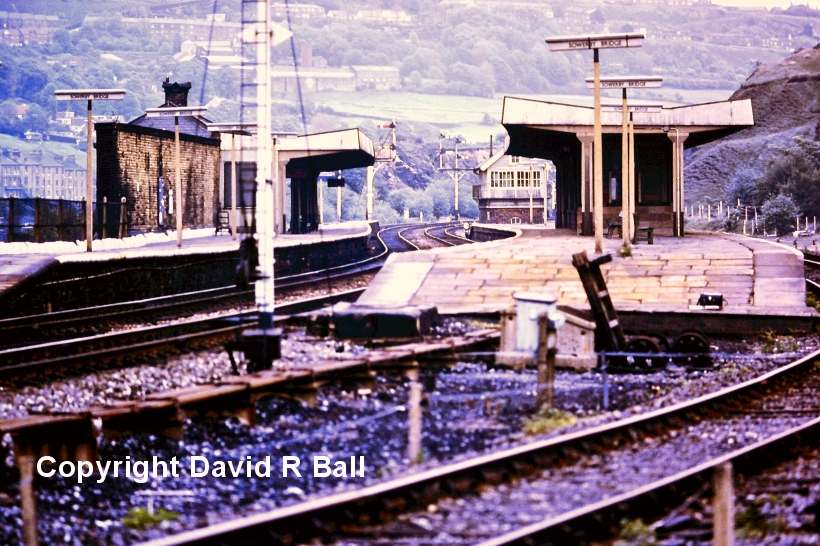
409,70,423,89
760,194,799,236
53,30,74,54
725,165,758,206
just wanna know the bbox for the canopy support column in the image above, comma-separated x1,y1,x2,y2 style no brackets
576,133,594,237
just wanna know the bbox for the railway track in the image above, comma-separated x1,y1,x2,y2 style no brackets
804,252,820,298
397,222,474,250
0,224,419,350
133,342,820,546
0,288,367,378
425,223,473,247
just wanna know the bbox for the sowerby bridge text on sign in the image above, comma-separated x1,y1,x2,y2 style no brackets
545,33,644,51
55,89,127,101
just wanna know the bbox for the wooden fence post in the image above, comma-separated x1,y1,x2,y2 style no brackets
58,199,64,242
7,196,14,243
81,199,87,245
18,454,38,546
119,197,127,239
33,197,40,243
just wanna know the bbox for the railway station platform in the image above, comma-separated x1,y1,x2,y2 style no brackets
357,226,814,317
0,222,374,313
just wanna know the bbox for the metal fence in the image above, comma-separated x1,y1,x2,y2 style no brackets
0,197,127,243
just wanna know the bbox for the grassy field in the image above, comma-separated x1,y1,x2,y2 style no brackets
298,88,733,144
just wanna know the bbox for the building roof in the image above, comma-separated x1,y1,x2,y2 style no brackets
501,96,754,149
278,128,376,172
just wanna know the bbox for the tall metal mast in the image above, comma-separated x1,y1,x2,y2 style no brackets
237,0,281,369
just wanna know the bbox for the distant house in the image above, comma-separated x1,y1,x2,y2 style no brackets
354,10,412,24
563,6,601,26
271,66,356,92
271,3,326,19
474,152,555,224
0,148,88,199
351,66,401,90
84,15,241,42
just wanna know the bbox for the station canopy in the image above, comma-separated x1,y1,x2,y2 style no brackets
500,96,754,158
279,128,376,173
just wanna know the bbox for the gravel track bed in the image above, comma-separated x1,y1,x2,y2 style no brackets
651,441,820,545
401,227,451,250
18,274,375,345
339,364,820,544
0,334,813,544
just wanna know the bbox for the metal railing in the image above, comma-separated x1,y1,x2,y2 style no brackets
0,196,127,243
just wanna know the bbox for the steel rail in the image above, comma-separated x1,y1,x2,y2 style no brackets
0,289,366,376
443,225,473,243
0,224,418,348
478,415,820,545
133,346,820,546
395,226,422,251
424,223,460,247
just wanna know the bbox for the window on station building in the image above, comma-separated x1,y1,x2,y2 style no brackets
510,156,520,164
514,171,541,188
490,171,514,188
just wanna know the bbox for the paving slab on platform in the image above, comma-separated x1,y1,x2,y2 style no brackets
357,228,813,316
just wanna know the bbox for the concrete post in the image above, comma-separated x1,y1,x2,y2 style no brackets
713,462,734,546
536,313,556,408
406,368,423,463
18,454,38,546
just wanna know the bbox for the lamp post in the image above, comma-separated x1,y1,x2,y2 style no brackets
146,106,207,248
207,123,255,240
587,77,661,245
546,33,644,253
55,88,126,252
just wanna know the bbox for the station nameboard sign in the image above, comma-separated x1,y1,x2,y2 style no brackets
586,77,663,89
145,107,208,118
206,122,256,135
55,89,126,101
545,33,644,51
601,104,662,113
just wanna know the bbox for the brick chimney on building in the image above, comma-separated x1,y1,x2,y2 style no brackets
300,43,313,68
162,77,192,107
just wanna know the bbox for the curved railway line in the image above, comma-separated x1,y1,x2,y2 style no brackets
0,223,453,350
133,344,820,546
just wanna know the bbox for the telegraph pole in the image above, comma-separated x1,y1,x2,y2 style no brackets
365,119,397,221
438,134,470,221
